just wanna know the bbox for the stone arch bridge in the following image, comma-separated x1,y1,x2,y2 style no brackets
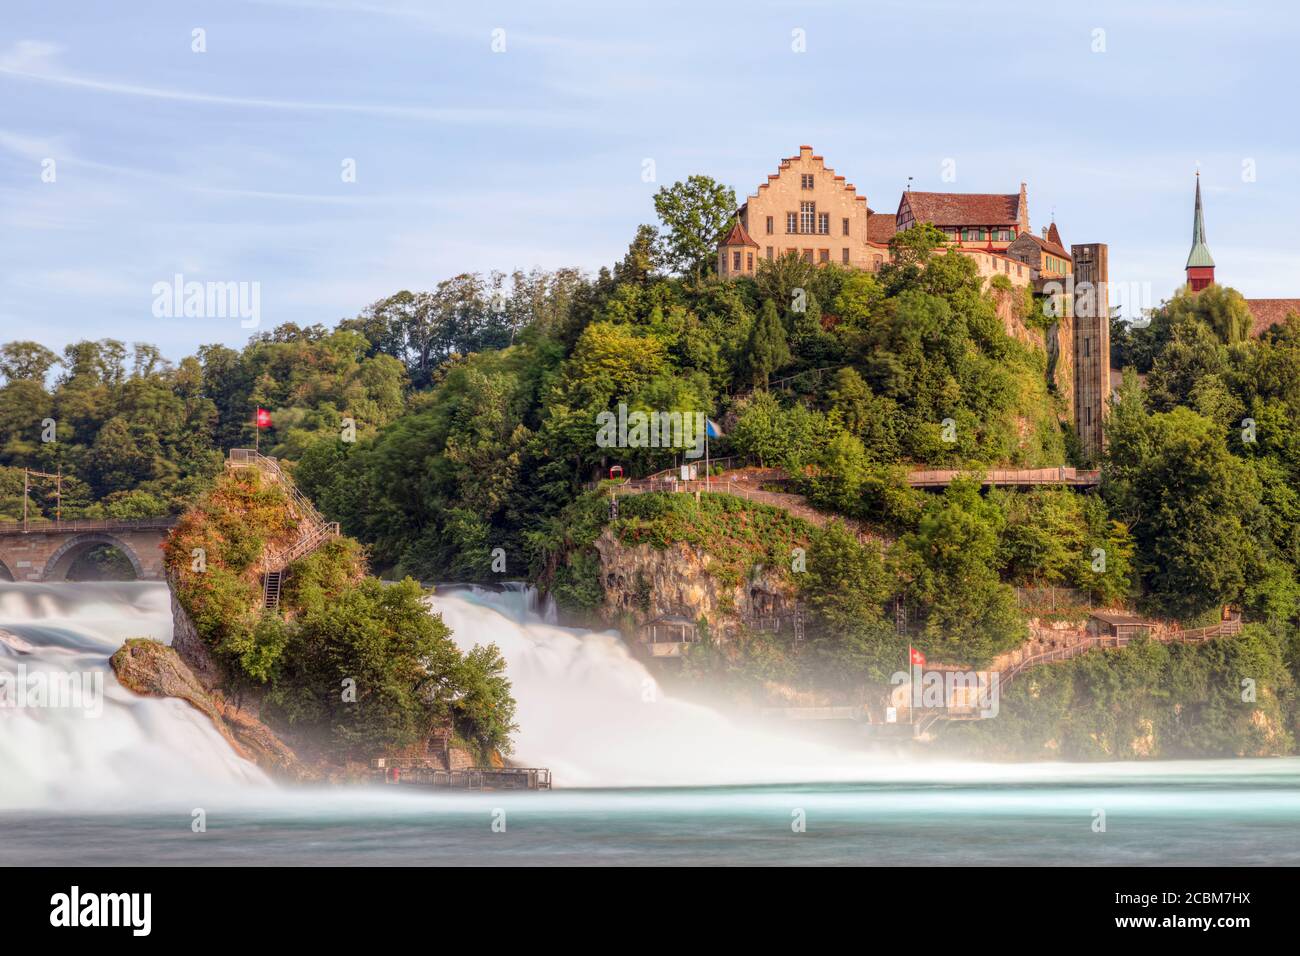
0,518,175,582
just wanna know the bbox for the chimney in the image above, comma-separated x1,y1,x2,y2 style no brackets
1018,182,1030,233
1042,226,1049,239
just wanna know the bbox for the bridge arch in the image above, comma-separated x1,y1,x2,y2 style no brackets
42,533,145,582
0,558,13,582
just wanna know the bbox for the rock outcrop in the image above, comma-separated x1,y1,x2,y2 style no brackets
593,528,796,638
110,637,321,782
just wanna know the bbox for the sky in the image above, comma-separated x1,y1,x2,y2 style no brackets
2,0,1298,360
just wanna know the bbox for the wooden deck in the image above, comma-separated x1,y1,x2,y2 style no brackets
905,467,1101,489
372,759,552,791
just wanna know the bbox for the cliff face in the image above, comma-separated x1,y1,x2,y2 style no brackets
111,636,321,782
592,528,795,637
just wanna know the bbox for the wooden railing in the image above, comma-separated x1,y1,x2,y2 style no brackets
1000,616,1243,690
906,467,1101,489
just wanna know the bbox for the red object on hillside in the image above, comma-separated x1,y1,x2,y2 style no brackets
909,646,926,668
255,408,272,429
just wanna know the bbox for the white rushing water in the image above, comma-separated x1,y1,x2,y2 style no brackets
432,584,913,787
0,583,268,810
5,580,1294,813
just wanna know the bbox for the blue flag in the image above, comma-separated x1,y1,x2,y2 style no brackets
705,418,723,439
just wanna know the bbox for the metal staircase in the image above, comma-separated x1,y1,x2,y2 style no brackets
262,570,283,610
227,449,340,613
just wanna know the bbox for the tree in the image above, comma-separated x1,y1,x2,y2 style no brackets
652,175,737,279
900,478,1026,664
742,300,790,388
1107,401,1261,618
0,342,59,383
801,521,897,683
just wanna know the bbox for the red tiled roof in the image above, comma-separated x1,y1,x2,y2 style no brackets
1024,232,1071,260
1046,222,1064,248
719,220,759,248
903,191,1020,226
866,212,896,244
1246,299,1300,338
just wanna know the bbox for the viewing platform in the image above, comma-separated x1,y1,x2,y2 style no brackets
905,466,1101,489
371,758,552,791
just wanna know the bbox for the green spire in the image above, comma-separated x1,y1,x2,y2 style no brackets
1186,173,1215,268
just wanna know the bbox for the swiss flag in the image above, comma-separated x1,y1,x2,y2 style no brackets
255,408,272,429
909,646,926,668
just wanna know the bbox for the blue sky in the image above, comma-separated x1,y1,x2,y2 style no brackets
2,0,1298,360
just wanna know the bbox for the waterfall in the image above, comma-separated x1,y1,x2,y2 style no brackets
0,582,268,811
430,585,890,788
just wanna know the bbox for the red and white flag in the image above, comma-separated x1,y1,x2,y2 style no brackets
255,407,272,429
909,646,926,668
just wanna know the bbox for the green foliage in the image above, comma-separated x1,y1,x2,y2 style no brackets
898,478,1027,664
741,300,791,388
652,175,737,278
166,471,516,758
614,492,812,588
800,521,897,684
946,625,1294,759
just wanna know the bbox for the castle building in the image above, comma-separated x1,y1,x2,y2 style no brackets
717,145,896,277
896,185,1028,252
718,145,1110,461
1176,175,1300,337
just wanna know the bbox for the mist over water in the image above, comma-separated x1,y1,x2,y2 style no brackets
433,584,902,787
2,581,1299,865
0,583,268,812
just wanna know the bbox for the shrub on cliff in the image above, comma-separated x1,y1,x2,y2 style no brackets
165,469,518,758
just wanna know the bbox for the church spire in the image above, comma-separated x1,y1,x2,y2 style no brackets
1185,172,1215,291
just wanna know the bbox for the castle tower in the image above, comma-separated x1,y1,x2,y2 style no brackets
717,220,759,277
1072,243,1110,463
1185,173,1215,292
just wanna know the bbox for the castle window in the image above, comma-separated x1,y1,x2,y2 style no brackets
732,251,742,271
800,201,816,234
801,173,814,190
873,254,883,270
819,248,830,264
842,248,850,264
766,246,773,259
766,216,774,235
787,212,798,234
1083,337,1090,357
997,229,1013,241
802,248,813,263
818,212,829,235
747,252,754,271
842,217,850,236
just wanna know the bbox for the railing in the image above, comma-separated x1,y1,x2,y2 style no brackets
227,448,338,572
906,467,1102,488
227,449,330,529
1000,615,1243,690
0,517,176,535
371,761,552,790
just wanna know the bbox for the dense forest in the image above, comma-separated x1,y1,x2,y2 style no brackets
3,174,1299,754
